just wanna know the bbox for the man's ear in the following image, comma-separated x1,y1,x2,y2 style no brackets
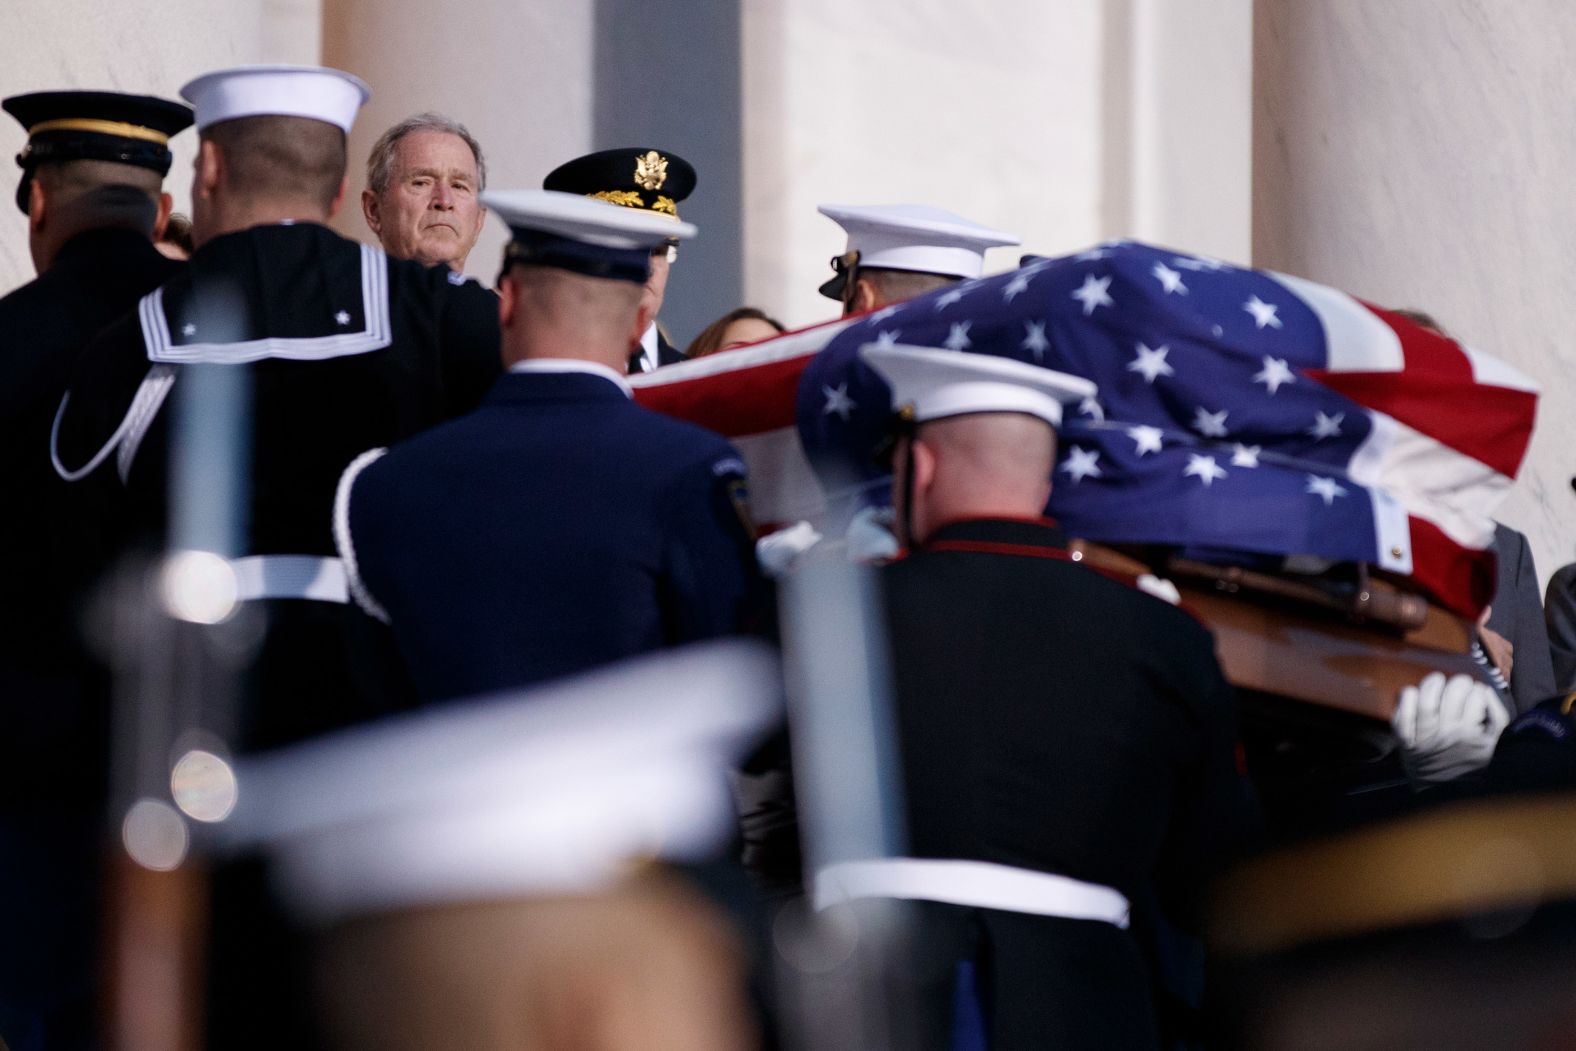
327,175,348,220
496,270,517,328
630,297,655,350
151,191,174,241
847,277,878,316
911,434,938,502
361,187,381,235
195,139,222,204
26,179,45,234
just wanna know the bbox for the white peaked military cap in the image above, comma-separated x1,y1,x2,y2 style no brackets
222,640,781,923
862,343,1095,429
818,203,1021,298
180,65,370,133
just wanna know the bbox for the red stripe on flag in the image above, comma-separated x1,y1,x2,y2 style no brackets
1306,303,1537,479
634,353,814,438
1366,302,1477,383
1306,368,1536,480
1404,514,1497,619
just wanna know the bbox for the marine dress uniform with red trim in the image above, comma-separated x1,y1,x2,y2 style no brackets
814,344,1258,1050
874,515,1256,1049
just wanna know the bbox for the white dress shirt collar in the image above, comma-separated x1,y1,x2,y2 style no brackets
507,358,633,398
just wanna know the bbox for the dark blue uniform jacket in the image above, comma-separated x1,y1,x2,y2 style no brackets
339,362,762,704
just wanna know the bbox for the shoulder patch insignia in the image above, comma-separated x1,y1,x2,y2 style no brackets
725,475,757,541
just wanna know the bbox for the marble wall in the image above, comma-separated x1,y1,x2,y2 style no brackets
742,0,1106,330
741,0,1252,330
0,0,320,294
1255,0,1576,590
321,0,595,286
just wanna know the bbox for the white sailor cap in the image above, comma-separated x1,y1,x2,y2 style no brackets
222,641,781,924
180,65,370,133
483,188,698,283
818,203,1021,299
862,343,1094,429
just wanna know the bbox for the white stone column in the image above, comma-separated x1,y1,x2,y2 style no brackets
0,0,302,293
741,0,1108,329
740,0,1252,330
321,0,596,283
1102,0,1253,262
1254,1,1576,587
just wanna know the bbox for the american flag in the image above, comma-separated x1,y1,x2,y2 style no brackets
634,241,1537,618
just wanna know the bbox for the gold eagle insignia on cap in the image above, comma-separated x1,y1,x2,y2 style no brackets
634,150,669,191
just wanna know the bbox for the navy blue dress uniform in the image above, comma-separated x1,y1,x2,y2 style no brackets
816,346,1258,1050
0,90,191,1050
543,146,695,372
49,68,501,751
335,189,762,704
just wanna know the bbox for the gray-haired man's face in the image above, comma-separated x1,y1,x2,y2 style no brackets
364,129,485,270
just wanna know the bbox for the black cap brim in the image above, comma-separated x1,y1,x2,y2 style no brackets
819,271,847,301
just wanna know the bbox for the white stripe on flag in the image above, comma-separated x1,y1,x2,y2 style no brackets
628,317,856,390
1349,411,1504,552
1460,343,1540,393
1267,271,1404,373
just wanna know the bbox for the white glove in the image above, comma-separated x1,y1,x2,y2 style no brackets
755,520,824,578
1392,672,1510,785
844,506,899,563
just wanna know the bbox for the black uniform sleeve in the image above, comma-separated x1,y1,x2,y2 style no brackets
657,447,770,645
1152,628,1262,930
435,275,502,414
51,317,156,573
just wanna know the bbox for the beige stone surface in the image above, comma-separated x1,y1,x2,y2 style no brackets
741,0,1252,329
0,0,293,293
322,0,595,283
1255,0,1576,588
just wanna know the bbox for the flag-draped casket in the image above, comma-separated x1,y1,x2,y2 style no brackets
634,241,1537,627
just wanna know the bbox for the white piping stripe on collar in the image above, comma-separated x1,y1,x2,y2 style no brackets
507,358,633,398
141,244,394,364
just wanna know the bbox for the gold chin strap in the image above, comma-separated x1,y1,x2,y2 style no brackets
28,117,170,145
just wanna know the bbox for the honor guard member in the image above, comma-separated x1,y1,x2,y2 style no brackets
817,203,1020,316
228,643,779,1051
812,345,1258,1050
334,189,763,704
50,66,503,751
543,147,696,373
0,88,191,1051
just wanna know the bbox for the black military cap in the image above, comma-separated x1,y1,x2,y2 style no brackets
3,90,194,214
542,147,697,221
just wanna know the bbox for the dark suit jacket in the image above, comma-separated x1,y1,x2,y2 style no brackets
1546,562,1576,695
655,326,685,367
1488,523,1556,713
